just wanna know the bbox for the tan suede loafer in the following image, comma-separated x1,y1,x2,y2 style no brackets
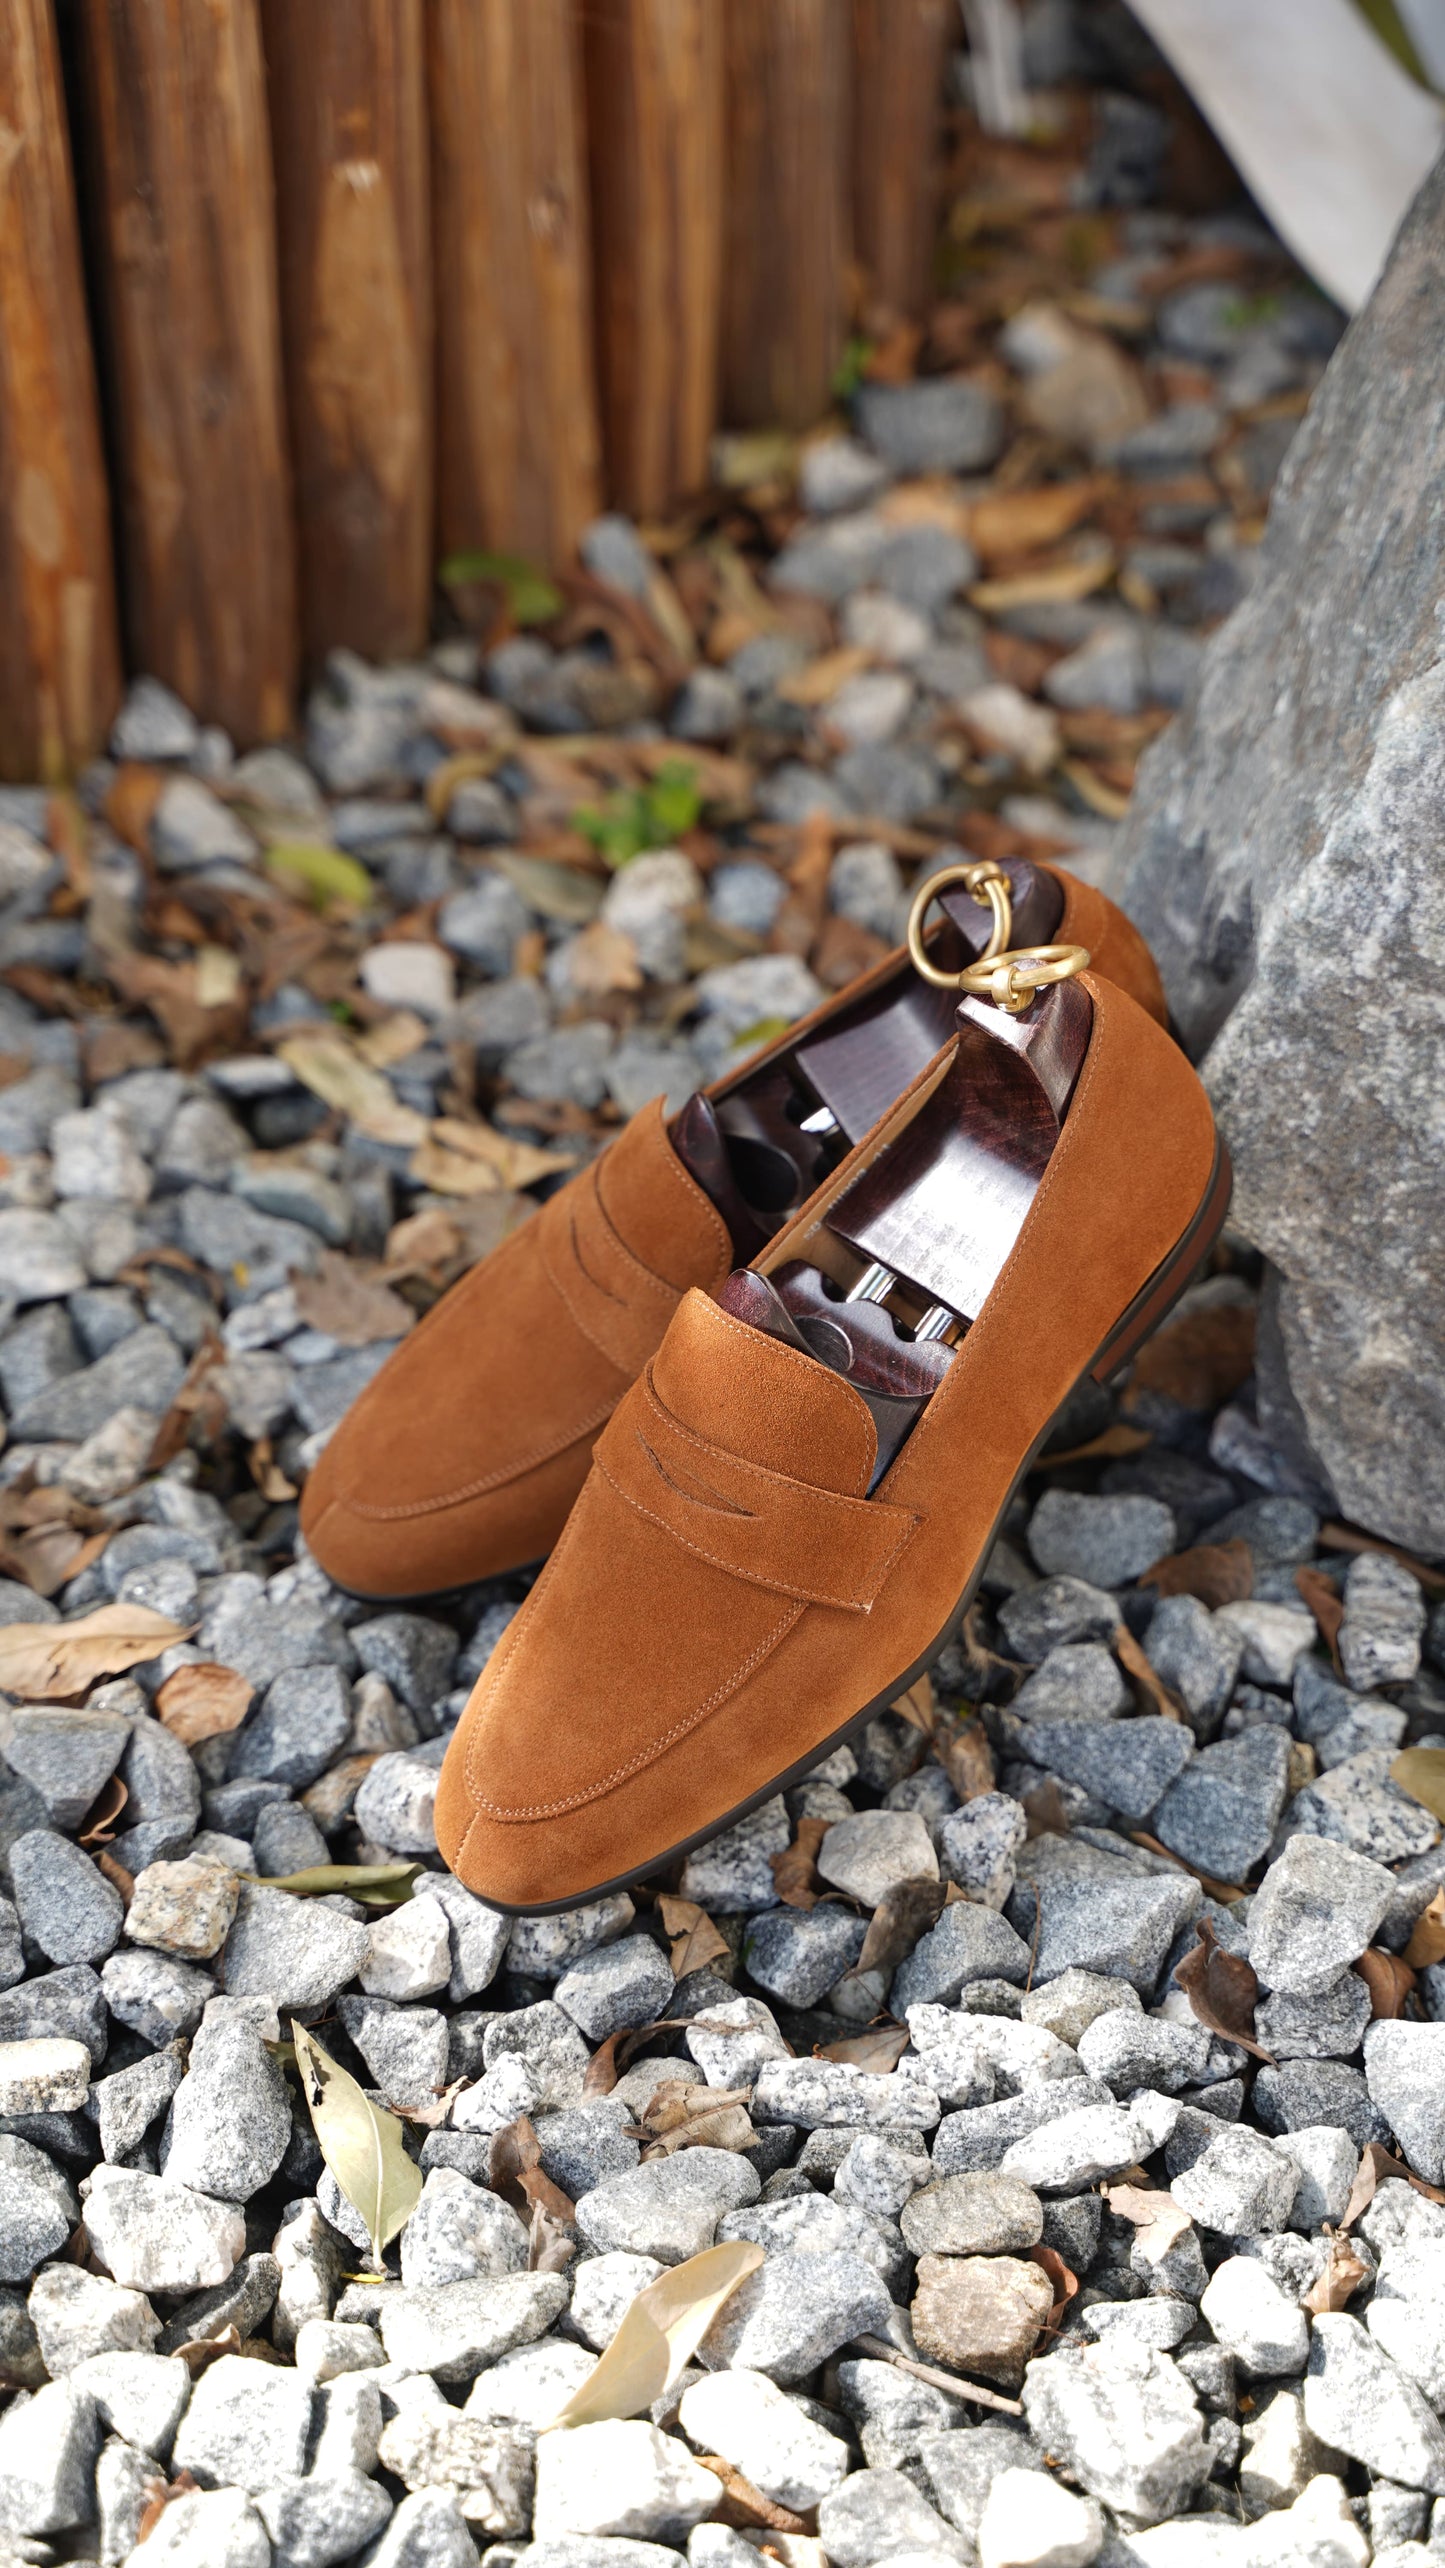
303,860,1165,1600
435,961,1227,1913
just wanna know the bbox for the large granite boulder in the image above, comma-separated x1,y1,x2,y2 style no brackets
1114,152,1445,1555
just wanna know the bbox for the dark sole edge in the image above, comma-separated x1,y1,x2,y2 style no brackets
468,1133,1233,1917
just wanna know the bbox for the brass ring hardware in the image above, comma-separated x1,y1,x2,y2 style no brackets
906,861,1013,989
957,941,1092,1016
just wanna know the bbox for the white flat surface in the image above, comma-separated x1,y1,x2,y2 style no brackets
1129,0,1444,309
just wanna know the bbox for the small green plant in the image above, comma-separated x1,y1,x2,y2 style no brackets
831,334,874,402
574,759,703,869
437,548,563,626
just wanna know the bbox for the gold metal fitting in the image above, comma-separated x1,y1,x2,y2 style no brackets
957,942,1092,1015
906,861,1013,988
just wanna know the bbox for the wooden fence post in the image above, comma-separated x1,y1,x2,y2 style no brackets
583,0,724,521
720,0,852,431
429,0,601,573
851,0,951,320
260,0,433,673
76,0,297,745
0,0,121,783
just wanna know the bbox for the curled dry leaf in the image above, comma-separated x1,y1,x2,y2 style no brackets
1103,2183,1195,2256
934,1715,997,1803
817,2024,912,2073
1130,1831,1245,1905
290,2018,422,2270
1140,1538,1254,1610
0,1604,194,1700
656,1894,730,1981
954,1603,1023,1705
98,1851,135,1906
1023,1776,1073,1840
134,2468,200,2546
1176,1919,1275,2064
1338,2140,1445,2232
529,2199,578,2276
1391,1748,1445,1825
1035,1421,1153,1469
1303,2231,1370,2314
291,1252,416,1349
1354,1947,1418,2020
770,1815,831,1910
78,1775,128,1847
422,1117,574,1194
548,2241,765,2429
1114,1623,1185,1723
852,1877,947,1980
581,2018,709,2098
639,2082,757,2158
1029,2243,1079,2347
486,2114,575,2225
1404,1888,1445,1970
1320,1522,1445,1597
693,2452,809,2536
278,1030,429,1148
892,1672,938,1737
170,2326,243,2379
156,1662,253,1746
1295,1566,1344,1672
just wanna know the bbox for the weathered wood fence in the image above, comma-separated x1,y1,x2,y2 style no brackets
0,0,952,778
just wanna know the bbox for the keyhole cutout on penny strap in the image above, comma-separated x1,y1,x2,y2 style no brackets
826,977,1094,1323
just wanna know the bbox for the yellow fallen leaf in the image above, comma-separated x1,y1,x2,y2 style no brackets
1392,1749,1445,1825
195,945,242,1009
156,1662,253,1745
547,2241,764,2429
355,1011,430,1069
278,1032,429,1148
969,552,1116,612
291,2018,423,2269
408,1135,502,1198
265,839,375,911
425,1118,575,1191
777,646,874,708
1060,756,1133,820
563,920,644,998
1404,1887,1445,1970
0,1605,194,1700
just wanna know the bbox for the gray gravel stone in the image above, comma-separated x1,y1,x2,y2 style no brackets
1027,1489,1175,1585
1028,1867,1202,1993
160,2019,290,2200
257,2471,393,2568
1275,2123,1360,2229
69,2348,190,2458
399,2168,529,2288
1288,1746,1441,1865
1364,2022,1445,2184
699,2245,893,2385
1075,2008,1215,2094
901,2171,1043,2256
221,1882,370,2008
378,2272,570,2383
554,1933,674,2040
352,1615,459,1716
228,1667,352,1788
890,1898,1031,2011
752,2056,939,2131
742,1905,867,2006
1254,2056,1386,2148
1012,1642,1130,1722
1169,2124,1300,2234
1151,1724,1292,1880
0,2374,103,2538
1021,2336,1211,2521
1339,1553,1427,1690
1255,1971,1373,2060
1305,2312,1445,2494
1019,1714,1194,1820
84,2167,245,2292
816,1810,938,1905
998,1576,1121,1657
576,2146,760,2262
336,1994,447,2109
1001,2090,1180,2191
0,2131,78,2279
27,2263,159,2374
1248,1835,1395,1992
101,1949,211,2048
352,1753,438,1856
172,2351,314,2492
676,1796,790,1913
1,1708,129,1828
10,1322,184,1442
855,378,1005,475
932,2076,1113,2177
90,2042,184,2162
0,1961,108,2062
11,1830,125,1965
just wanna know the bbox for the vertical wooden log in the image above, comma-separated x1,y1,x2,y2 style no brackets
429,0,601,572
721,0,852,431
77,0,297,745
583,0,724,521
851,0,951,320
260,0,433,671
0,0,121,782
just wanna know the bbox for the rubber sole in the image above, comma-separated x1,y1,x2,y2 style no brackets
468,1134,1234,1916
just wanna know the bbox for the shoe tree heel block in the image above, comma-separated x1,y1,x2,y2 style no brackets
719,976,1093,1484
671,858,1064,1257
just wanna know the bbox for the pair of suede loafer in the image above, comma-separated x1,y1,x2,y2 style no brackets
303,858,1227,1915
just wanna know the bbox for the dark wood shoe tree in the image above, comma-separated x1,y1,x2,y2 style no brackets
671,857,1063,1258
718,975,1094,1481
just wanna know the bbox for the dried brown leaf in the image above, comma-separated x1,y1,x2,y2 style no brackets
1124,1300,1256,1411
278,1030,428,1148
1104,2184,1194,2254
641,2084,757,2158
656,1895,730,1982
892,1672,938,1738
770,1815,831,1910
969,477,1106,561
528,2197,577,2276
1405,1888,1445,1971
78,1775,128,1847
156,1663,253,1746
170,2326,242,2379
1035,1422,1153,1468
98,1850,134,1906
1029,2242,1078,2347
1303,2231,1370,2314
1340,2140,1445,2231
1129,1832,1246,1903
852,1877,947,1979
1140,1538,1254,1609
424,1116,574,1192
1391,1748,1445,1825
816,2024,912,2072
1176,1919,1274,2063
1114,1622,1185,1721
488,2113,544,2210
0,1604,193,1700
134,2469,200,2545
562,919,645,997
549,2241,765,2427
146,1339,227,1473
291,1253,416,1350
954,1602,1024,1705
1295,1566,1344,1673
934,1717,997,1803
1355,1947,1417,2020
693,2453,809,2535
1023,1774,1074,1839
1319,1522,1445,1596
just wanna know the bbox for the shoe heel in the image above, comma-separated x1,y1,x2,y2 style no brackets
1089,1137,1233,1385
